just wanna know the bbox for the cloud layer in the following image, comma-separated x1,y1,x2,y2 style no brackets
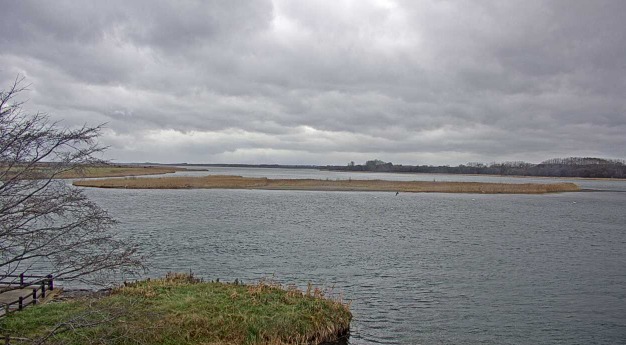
2,0,625,164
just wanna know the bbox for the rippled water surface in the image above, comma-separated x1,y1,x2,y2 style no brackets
80,168,626,344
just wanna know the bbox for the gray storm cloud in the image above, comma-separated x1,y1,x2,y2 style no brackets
1,0,624,165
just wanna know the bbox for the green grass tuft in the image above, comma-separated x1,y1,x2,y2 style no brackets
0,273,351,345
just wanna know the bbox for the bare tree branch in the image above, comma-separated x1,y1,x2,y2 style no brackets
32,299,136,345
1,76,144,284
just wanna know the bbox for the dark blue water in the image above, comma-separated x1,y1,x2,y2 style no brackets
80,169,626,344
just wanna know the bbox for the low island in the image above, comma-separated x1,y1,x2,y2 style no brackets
0,273,351,345
4,164,186,179
73,175,580,194
57,165,185,178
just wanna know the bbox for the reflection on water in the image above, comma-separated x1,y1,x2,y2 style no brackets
79,168,626,344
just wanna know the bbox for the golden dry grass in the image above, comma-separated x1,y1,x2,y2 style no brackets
57,165,183,178
1,164,183,180
73,175,580,194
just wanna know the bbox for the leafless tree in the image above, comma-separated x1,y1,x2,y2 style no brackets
0,76,143,287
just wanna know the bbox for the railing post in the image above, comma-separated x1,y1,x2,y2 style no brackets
47,274,54,290
40,282,46,299
32,288,37,305
5,333,10,345
19,273,24,287
4,304,9,315
18,297,23,311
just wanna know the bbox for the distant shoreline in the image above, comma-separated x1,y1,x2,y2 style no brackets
128,163,626,181
73,175,580,194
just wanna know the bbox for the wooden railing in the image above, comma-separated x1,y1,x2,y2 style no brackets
0,274,54,317
0,274,55,344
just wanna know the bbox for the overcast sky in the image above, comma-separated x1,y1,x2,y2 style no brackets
1,1,625,165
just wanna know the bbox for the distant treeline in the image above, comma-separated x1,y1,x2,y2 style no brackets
321,157,626,178
181,163,318,169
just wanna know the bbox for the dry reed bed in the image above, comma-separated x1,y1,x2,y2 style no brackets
73,175,580,194
58,166,182,178
2,165,182,180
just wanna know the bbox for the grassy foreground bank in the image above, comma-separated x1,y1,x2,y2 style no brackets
0,274,351,345
73,175,580,194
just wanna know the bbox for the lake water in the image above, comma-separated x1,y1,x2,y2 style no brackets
80,168,626,344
